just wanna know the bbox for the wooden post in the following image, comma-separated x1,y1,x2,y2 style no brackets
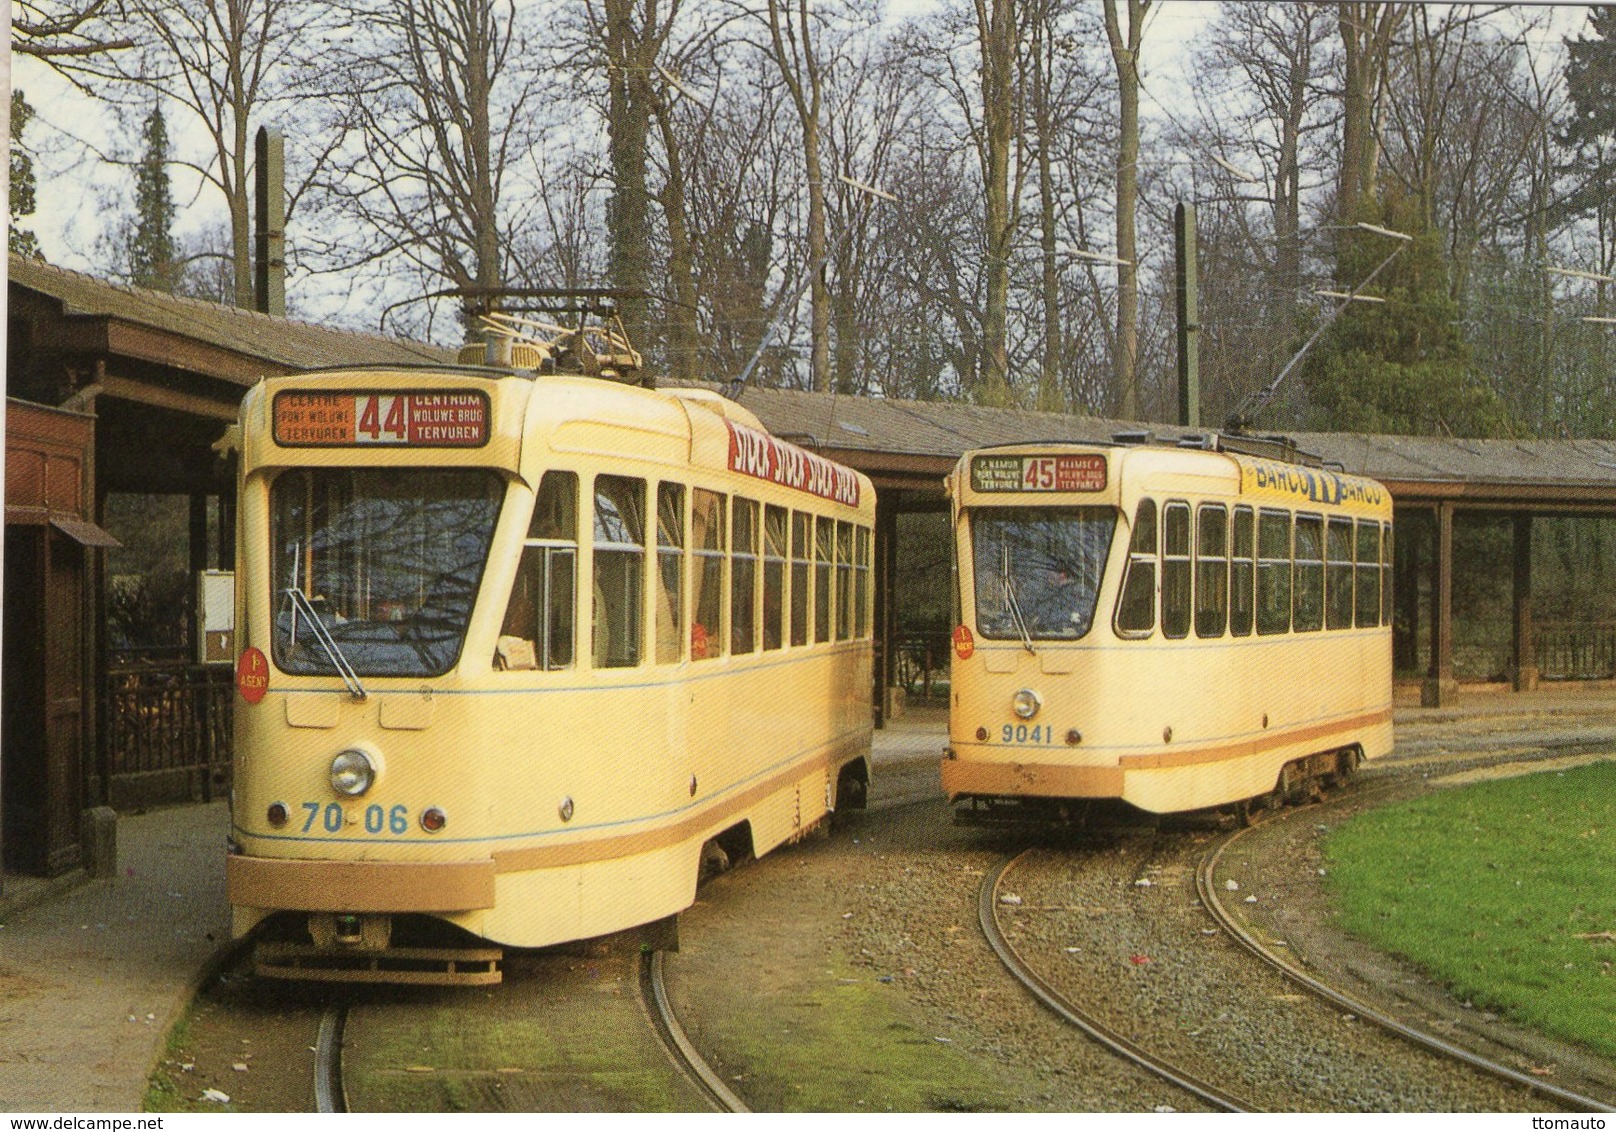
873,492,900,729
1422,501,1458,706
1511,512,1537,691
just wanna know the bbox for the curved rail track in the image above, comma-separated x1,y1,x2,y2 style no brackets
639,950,751,1113
314,1004,348,1113
979,853,1250,1113
308,951,745,1113
1197,801,1616,1115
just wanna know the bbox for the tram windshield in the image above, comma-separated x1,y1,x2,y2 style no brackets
270,467,504,677
971,507,1116,640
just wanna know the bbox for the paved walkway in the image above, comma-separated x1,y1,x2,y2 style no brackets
0,801,229,1113
0,686,1608,1113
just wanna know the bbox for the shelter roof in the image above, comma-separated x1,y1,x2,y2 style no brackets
8,255,456,382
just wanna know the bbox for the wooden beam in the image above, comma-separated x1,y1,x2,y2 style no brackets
99,374,241,421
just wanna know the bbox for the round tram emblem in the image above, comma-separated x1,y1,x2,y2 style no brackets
952,624,975,660
236,646,269,704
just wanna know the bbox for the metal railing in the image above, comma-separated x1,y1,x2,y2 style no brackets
1535,621,1616,681
893,630,951,701
104,660,232,805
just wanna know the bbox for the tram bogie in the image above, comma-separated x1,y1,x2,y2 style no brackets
943,435,1393,826
225,305,875,984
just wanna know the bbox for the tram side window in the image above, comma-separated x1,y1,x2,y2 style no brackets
1196,504,1229,639
1293,514,1324,632
1381,523,1394,625
763,506,788,650
732,498,759,655
855,526,871,638
1327,517,1355,629
1114,499,1157,635
497,470,577,671
692,489,726,660
1230,506,1255,637
1256,509,1292,635
1355,518,1381,627
657,483,685,664
836,520,854,641
815,516,834,644
593,475,645,668
1162,502,1192,639
790,512,811,646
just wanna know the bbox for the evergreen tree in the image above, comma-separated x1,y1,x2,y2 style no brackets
128,103,179,292
1302,194,1506,437
1559,6,1616,229
9,91,44,259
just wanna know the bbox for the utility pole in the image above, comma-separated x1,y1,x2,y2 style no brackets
254,126,285,318
1175,201,1199,428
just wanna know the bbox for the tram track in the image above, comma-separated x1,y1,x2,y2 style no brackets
1197,791,1616,1114
639,950,751,1112
305,947,744,1113
978,852,1250,1113
313,1004,348,1113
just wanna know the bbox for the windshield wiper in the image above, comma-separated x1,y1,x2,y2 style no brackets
284,547,367,699
1000,545,1036,656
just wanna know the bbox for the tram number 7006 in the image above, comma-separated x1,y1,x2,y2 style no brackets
301,801,413,835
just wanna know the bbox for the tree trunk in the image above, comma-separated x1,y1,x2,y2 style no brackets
1032,0,1062,412
1105,0,1146,421
653,92,701,382
978,0,1015,406
1337,2,1405,221
603,0,662,349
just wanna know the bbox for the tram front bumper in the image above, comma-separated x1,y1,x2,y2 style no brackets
227,854,497,913
941,756,1124,801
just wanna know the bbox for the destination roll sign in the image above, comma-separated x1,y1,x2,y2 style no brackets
971,453,1108,493
273,391,491,448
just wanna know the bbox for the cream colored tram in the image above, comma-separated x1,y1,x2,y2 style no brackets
225,349,874,983
943,435,1393,824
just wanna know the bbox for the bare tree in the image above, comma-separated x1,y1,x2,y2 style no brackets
71,0,332,308
1103,0,1150,419
302,0,547,339
12,0,132,61
1336,1,1407,219
759,0,836,391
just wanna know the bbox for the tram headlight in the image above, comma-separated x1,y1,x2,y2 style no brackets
330,749,376,796
1012,688,1042,720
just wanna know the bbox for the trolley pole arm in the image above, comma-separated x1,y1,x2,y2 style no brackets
1226,226,1411,431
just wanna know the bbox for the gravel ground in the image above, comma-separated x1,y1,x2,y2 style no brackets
1000,834,1554,1111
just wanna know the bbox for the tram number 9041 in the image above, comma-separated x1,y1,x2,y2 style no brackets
1001,724,1053,745
301,801,412,835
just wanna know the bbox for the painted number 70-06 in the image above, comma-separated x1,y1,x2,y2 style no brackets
301,801,411,835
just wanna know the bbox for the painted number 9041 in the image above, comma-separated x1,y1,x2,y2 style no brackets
1001,724,1053,745
301,801,411,835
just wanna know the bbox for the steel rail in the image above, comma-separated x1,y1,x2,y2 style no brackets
979,852,1251,1113
314,1004,349,1113
1197,807,1616,1114
640,949,751,1113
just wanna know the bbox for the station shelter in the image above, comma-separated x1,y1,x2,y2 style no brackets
8,251,1616,890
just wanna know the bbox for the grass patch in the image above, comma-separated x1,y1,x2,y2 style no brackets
696,949,1027,1112
1323,761,1616,1057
